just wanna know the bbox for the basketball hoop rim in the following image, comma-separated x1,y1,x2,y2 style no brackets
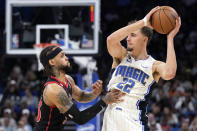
34,43,60,49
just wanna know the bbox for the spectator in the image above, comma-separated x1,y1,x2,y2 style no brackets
148,113,162,131
175,89,196,115
21,108,35,127
0,108,17,131
160,106,178,128
16,115,32,131
181,118,189,131
21,88,38,111
151,102,162,122
1,80,21,107
7,66,23,88
189,116,197,131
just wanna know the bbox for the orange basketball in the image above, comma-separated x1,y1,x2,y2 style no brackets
151,6,178,34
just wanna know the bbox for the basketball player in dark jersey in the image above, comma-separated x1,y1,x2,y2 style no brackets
33,46,125,131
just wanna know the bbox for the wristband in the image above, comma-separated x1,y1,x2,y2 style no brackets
143,17,147,26
64,99,107,125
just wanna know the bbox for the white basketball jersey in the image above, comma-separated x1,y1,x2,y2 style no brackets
108,54,156,98
106,55,156,123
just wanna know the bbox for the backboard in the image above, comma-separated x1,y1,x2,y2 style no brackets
6,0,100,55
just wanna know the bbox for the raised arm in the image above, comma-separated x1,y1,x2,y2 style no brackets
107,6,160,60
153,17,181,82
66,75,102,103
106,20,143,59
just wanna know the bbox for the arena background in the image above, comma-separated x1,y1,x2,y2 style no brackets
0,0,197,131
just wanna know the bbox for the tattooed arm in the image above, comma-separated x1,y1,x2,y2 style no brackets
43,83,73,113
66,75,102,103
43,83,125,125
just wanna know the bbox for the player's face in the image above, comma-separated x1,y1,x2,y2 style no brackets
126,29,146,53
53,51,71,71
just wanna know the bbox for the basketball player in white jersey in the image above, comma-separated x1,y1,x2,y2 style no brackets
102,6,181,131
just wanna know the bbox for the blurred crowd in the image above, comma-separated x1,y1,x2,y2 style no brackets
0,0,197,131
0,62,41,131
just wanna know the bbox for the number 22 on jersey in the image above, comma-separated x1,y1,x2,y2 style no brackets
116,78,135,93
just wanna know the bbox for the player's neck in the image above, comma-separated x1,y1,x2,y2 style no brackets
131,49,148,60
55,71,66,83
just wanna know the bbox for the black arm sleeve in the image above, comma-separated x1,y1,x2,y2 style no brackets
64,99,106,125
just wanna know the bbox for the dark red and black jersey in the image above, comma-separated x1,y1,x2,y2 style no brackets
34,76,72,131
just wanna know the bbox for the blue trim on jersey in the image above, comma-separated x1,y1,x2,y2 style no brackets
136,80,155,128
139,110,142,125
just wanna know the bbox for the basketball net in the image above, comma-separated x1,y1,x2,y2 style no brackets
34,43,60,71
